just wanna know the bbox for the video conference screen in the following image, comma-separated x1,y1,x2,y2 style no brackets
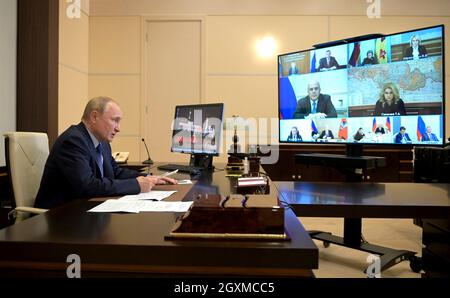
171,103,224,156
278,25,445,146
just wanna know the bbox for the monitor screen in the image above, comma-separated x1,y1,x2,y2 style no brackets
170,103,224,156
278,25,445,146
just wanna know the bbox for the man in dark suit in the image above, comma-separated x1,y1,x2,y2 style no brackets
394,126,412,144
421,126,439,142
35,97,176,209
318,50,339,71
318,127,334,139
288,62,299,75
293,81,337,119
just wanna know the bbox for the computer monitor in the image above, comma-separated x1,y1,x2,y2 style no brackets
170,103,224,167
278,24,445,154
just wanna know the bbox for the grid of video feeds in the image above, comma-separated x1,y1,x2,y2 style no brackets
278,25,444,145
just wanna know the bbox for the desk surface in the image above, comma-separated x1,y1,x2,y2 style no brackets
0,167,318,277
275,181,450,218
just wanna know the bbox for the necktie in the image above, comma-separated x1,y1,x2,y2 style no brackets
96,143,104,178
312,101,317,114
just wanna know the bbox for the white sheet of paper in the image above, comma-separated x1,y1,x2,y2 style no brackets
87,200,193,213
137,201,193,212
87,200,140,213
118,190,177,201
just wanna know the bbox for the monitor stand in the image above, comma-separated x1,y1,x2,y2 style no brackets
293,146,419,274
190,154,214,171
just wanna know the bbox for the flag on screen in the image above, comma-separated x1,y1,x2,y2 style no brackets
338,118,348,140
376,37,388,64
417,115,427,141
348,42,361,67
279,77,298,119
311,120,318,133
310,52,316,73
385,117,391,132
372,117,377,132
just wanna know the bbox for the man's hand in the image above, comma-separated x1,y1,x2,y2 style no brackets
155,176,178,185
136,176,178,193
136,176,156,193
306,112,327,120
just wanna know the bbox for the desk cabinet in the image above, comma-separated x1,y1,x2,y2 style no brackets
422,218,450,278
261,145,413,182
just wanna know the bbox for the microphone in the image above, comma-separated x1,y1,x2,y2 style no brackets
141,138,154,165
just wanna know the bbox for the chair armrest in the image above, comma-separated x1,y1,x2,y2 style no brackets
14,207,48,214
8,207,48,220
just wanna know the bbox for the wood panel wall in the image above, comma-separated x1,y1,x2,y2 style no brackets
17,0,59,145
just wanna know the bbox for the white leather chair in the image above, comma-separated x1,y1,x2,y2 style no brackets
3,132,49,222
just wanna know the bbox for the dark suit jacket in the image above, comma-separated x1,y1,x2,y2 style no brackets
373,99,406,116
362,57,377,65
289,66,299,75
287,134,302,142
35,122,143,209
422,133,439,142
394,132,412,144
403,45,428,60
375,127,385,134
319,130,334,139
318,56,339,71
293,94,338,119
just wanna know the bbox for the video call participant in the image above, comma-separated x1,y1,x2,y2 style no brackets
289,62,299,75
373,83,406,116
287,126,303,142
394,126,412,144
35,97,177,209
421,126,439,142
361,50,377,66
403,34,428,60
353,127,365,141
318,50,339,71
319,126,334,139
375,123,385,135
293,81,337,119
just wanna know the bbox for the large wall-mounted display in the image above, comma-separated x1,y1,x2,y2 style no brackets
278,25,445,146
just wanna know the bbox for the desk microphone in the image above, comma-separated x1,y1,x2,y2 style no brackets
141,138,154,164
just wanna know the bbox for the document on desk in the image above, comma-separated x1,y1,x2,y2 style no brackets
118,190,177,201
87,200,141,213
137,201,193,212
87,200,193,213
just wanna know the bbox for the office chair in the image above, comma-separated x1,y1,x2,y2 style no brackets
3,132,49,222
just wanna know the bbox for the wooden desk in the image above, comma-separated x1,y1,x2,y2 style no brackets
0,168,318,277
275,181,450,273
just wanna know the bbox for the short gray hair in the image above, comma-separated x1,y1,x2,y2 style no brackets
82,96,117,120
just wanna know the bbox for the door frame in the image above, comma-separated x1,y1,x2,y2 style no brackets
140,15,206,162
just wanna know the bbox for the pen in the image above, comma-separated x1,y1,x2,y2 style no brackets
159,169,178,178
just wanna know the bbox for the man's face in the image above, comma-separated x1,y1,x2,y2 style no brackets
326,51,331,58
426,127,432,133
308,83,320,100
91,102,122,142
400,129,406,135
